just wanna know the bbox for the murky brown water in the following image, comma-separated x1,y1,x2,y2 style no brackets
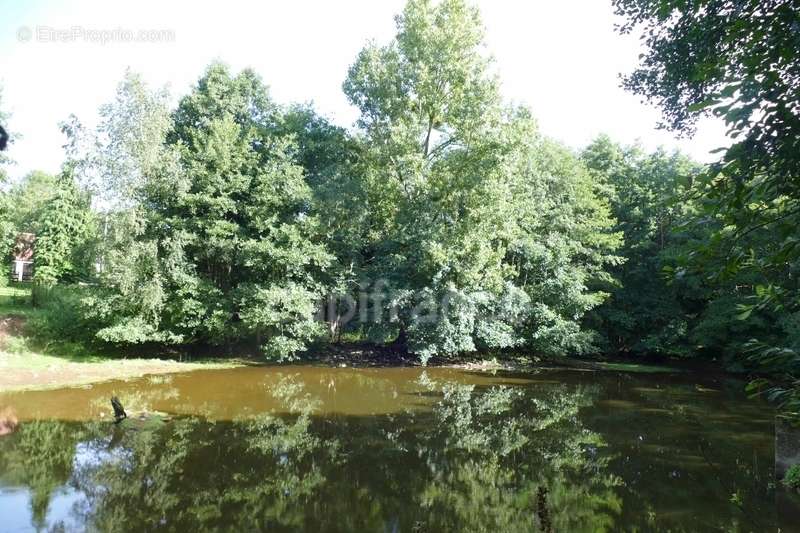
0,365,797,531
0,366,539,421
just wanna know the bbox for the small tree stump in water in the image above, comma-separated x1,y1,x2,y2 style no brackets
111,396,127,424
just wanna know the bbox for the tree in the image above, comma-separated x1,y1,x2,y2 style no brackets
276,105,367,341
614,0,800,409
614,0,800,183
0,88,16,256
7,171,60,234
582,135,783,362
583,136,703,356
342,0,621,360
32,170,95,285
71,71,185,345
84,66,332,359
29,119,98,286
614,0,800,288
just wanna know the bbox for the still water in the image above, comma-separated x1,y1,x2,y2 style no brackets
0,365,795,532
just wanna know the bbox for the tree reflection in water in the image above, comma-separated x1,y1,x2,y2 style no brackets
0,370,776,531
410,372,621,532
0,420,87,530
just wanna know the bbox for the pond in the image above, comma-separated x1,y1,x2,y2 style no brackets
0,365,796,532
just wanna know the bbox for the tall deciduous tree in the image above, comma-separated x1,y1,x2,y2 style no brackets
276,105,367,341
343,0,621,360
7,171,60,234
84,66,331,359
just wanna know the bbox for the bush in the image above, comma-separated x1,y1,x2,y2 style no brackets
784,464,800,491
28,284,96,344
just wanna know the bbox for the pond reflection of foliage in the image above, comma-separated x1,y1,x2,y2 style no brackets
75,377,343,531
1,375,624,531
410,373,622,532
0,420,87,529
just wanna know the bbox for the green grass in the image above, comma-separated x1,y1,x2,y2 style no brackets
0,283,117,362
0,283,35,314
0,283,248,391
0,283,181,363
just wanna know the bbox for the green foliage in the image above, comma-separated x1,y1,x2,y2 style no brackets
6,171,59,234
79,67,331,359
46,1,623,362
338,0,621,359
32,171,96,285
28,284,95,344
783,464,800,491
615,0,800,405
0,88,16,254
10,0,795,371
0,168,96,287
614,0,800,183
582,134,792,364
583,136,702,357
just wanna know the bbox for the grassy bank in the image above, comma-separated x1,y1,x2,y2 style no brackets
0,284,243,392
0,284,686,392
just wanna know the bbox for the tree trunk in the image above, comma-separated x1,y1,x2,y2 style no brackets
391,325,409,355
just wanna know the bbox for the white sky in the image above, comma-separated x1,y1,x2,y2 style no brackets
0,0,730,182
